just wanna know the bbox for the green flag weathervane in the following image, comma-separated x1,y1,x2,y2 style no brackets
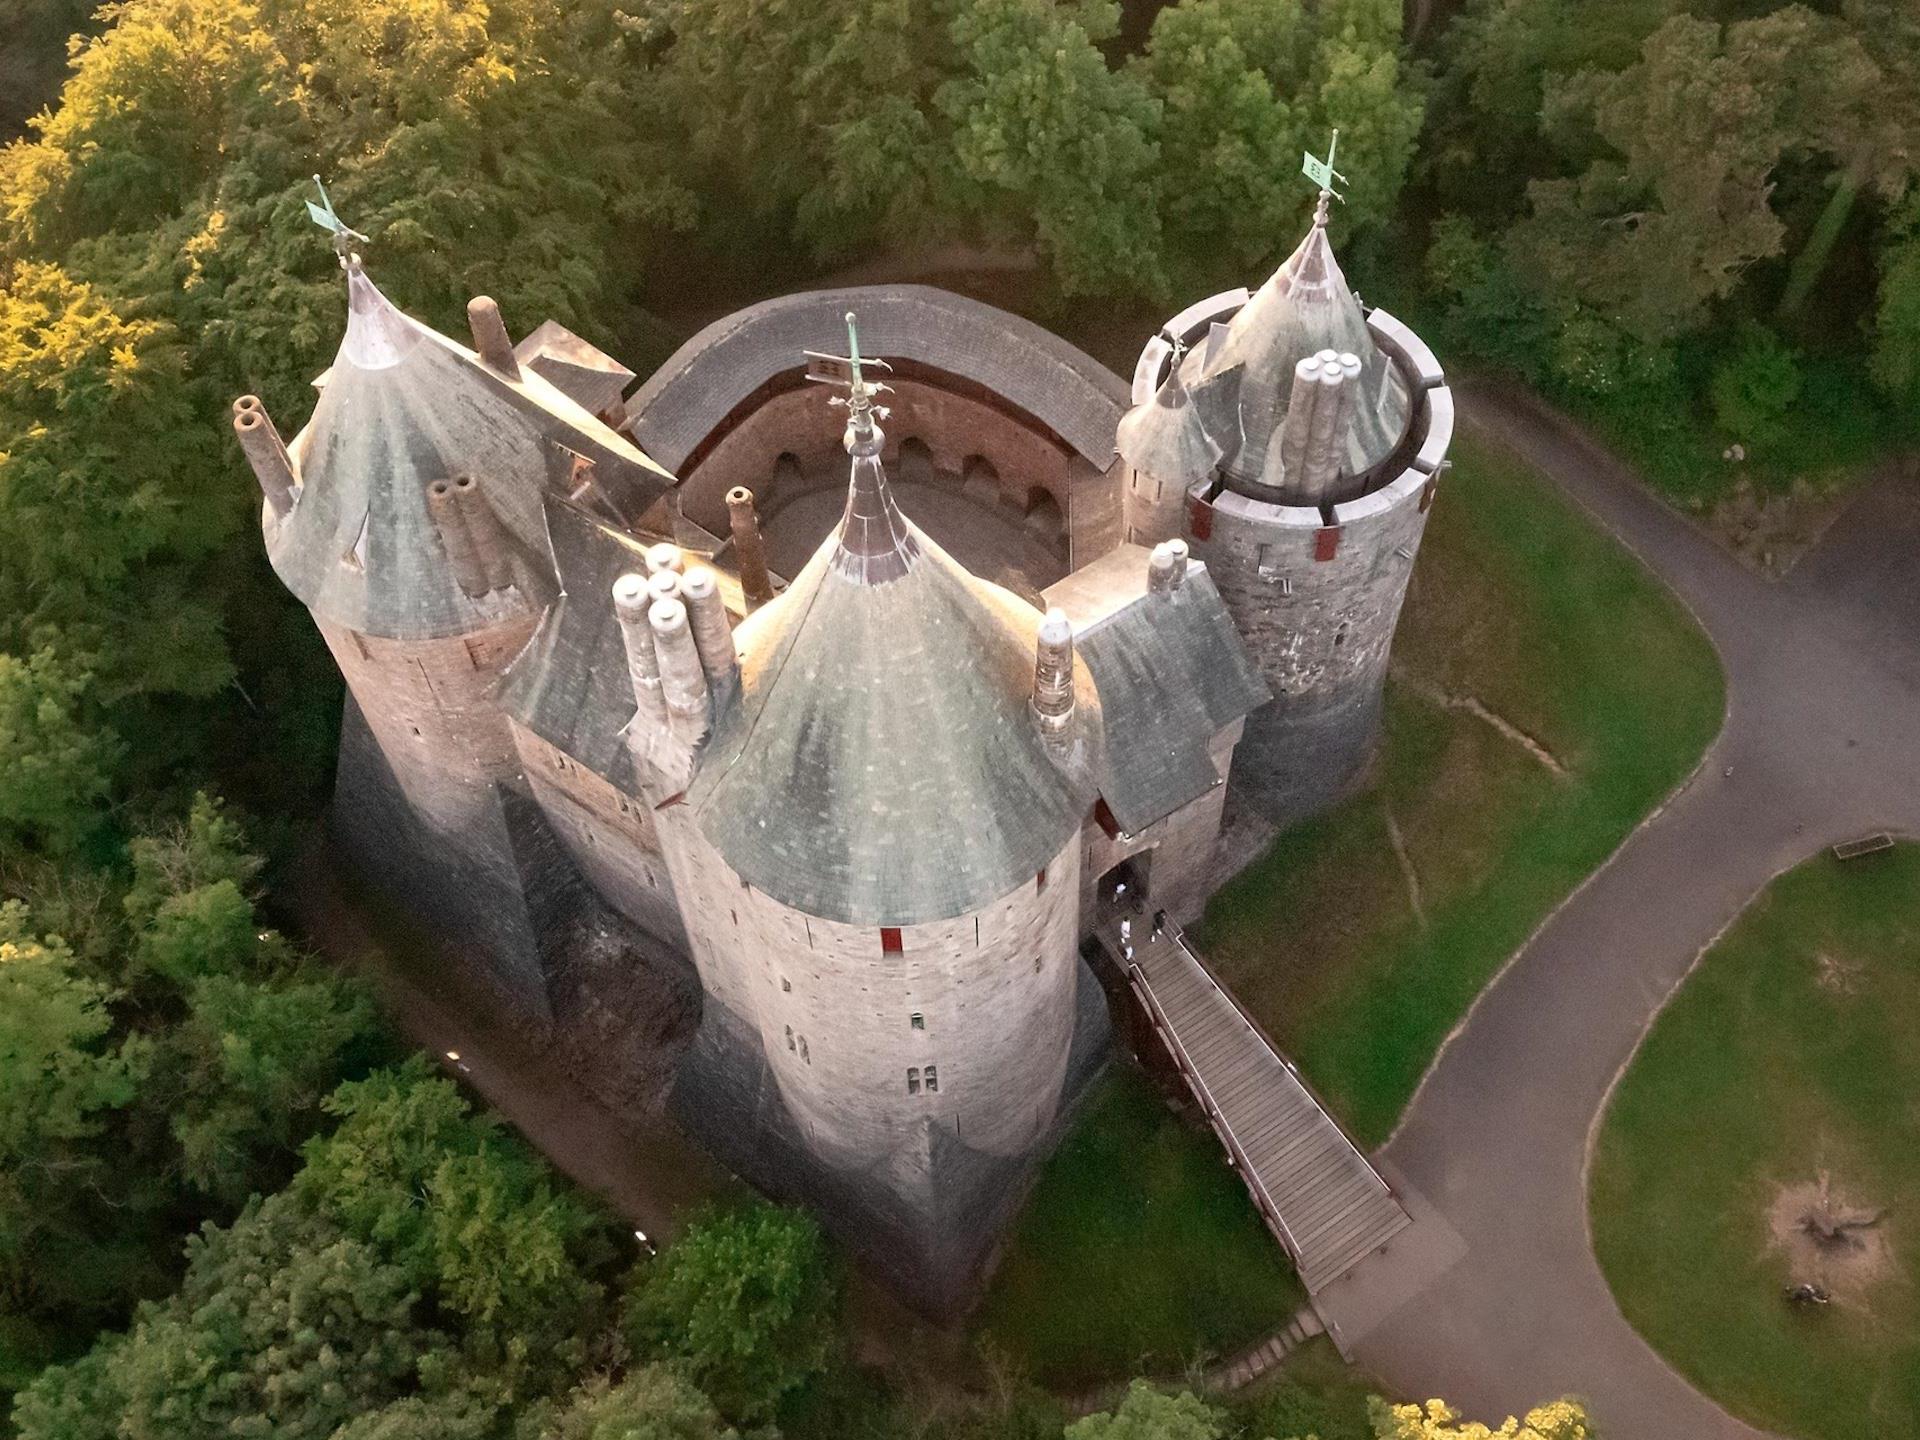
804,312,894,431
305,175,369,266
1302,129,1348,203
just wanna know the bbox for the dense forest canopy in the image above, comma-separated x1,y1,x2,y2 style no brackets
0,0,1912,1434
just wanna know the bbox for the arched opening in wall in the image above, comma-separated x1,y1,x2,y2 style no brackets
961,454,1001,506
770,451,803,498
1022,486,1067,552
1097,851,1153,906
898,436,935,484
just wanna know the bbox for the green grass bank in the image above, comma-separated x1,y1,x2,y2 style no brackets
1201,430,1724,1144
1591,845,1920,1440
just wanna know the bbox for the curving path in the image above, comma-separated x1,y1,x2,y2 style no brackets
1313,382,1920,1439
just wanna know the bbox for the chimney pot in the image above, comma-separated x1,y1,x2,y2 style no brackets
466,297,520,379
726,486,776,610
232,399,297,518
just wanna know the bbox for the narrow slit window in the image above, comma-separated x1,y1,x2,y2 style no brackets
907,1067,921,1095
785,1025,795,1052
910,1012,924,1032
924,1065,939,1093
799,1037,810,1063
781,977,791,993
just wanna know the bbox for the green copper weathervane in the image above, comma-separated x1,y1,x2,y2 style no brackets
306,175,369,267
1302,129,1348,225
805,312,894,435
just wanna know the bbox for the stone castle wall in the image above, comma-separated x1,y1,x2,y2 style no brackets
1079,723,1242,926
511,725,686,949
651,796,1085,1168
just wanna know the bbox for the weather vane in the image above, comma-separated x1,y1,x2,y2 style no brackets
305,175,369,268
1302,128,1348,219
804,311,893,432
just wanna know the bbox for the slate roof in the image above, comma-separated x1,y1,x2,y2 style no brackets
626,285,1130,472
1198,207,1410,490
1115,353,1223,489
1044,546,1269,835
273,265,676,640
495,496,655,792
513,318,636,417
687,425,1099,927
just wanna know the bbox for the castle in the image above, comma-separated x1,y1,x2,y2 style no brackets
232,191,1452,1315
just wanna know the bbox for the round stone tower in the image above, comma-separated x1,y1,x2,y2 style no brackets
646,358,1101,1312
1116,195,1454,826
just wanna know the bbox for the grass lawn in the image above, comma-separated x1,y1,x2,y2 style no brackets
974,1066,1303,1389
1590,846,1920,1440
1200,431,1724,1144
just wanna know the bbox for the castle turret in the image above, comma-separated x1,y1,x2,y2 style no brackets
652,319,1102,1314
1116,190,1455,825
235,246,672,1014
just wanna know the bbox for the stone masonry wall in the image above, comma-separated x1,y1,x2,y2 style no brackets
651,797,1085,1170
1079,723,1242,927
511,725,687,949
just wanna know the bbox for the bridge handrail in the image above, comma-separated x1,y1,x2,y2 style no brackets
1126,948,1308,1267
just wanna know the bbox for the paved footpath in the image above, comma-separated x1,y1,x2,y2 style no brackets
1313,382,1920,1439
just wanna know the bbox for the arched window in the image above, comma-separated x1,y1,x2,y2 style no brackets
910,1012,925,1031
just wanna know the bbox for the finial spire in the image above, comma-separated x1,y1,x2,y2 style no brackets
306,175,369,270
806,311,894,454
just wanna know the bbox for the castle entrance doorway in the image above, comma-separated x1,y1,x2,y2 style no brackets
1098,852,1152,907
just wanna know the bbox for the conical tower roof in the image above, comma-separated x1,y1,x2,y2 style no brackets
271,262,672,640
1115,346,1224,487
688,411,1096,926
1207,197,1409,490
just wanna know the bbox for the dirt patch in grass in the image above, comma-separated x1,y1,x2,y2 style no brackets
1767,1173,1897,1311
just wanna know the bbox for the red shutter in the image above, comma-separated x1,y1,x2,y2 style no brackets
880,927,903,954
1187,494,1214,542
1093,799,1122,840
1314,526,1341,562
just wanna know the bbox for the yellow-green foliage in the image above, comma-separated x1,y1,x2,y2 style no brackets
1367,1396,1593,1440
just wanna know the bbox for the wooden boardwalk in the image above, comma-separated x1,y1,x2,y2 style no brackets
1114,918,1410,1294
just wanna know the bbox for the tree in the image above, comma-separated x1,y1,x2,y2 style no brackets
1065,1382,1224,1440
625,1204,838,1426
0,929,144,1318
0,647,123,854
1872,191,1920,405
528,1366,735,1440
14,1196,443,1440
0,265,234,706
1510,12,1815,344
640,0,943,262
1709,325,1802,449
294,1060,616,1400
938,0,1164,296
1368,1396,1594,1440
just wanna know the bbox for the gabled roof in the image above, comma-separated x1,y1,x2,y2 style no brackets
513,319,636,418
687,424,1097,926
272,265,676,639
1044,545,1269,834
495,496,653,792
1205,205,1409,489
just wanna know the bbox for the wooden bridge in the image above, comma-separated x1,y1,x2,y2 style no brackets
1108,915,1410,1294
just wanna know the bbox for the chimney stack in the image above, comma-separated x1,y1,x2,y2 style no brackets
232,396,297,518
649,596,711,748
452,474,516,591
680,565,739,690
613,573,668,729
428,479,488,595
1031,608,1076,741
646,542,684,577
1147,539,1189,595
466,297,520,379
726,486,776,610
